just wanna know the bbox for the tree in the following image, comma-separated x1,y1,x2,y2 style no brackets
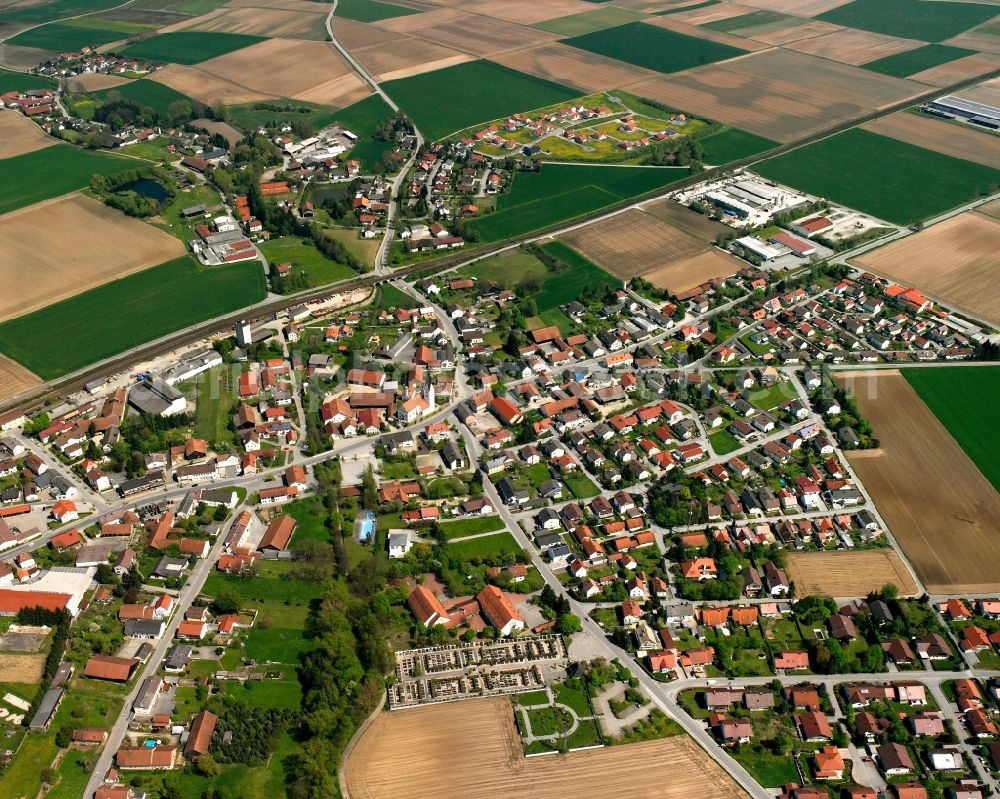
557,613,581,635
210,590,240,616
55,726,72,748
195,752,221,777
361,465,378,510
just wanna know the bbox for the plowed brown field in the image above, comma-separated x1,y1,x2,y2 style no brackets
427,0,592,24
746,19,843,46
862,112,1000,169
644,15,770,51
626,49,922,141
787,28,921,64
343,697,745,799
853,210,1000,325
491,42,661,93
0,111,54,158
352,38,473,81
65,73,130,92
641,196,735,242
0,193,185,323
837,370,1000,594
560,209,741,293
786,550,918,597
377,7,559,55
908,52,1000,86
738,0,853,13
0,355,41,403
178,7,328,40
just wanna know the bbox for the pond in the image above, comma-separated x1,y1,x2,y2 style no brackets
121,178,168,202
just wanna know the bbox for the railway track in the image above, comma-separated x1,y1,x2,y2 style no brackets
3,64,999,419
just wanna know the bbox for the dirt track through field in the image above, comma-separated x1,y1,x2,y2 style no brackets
626,49,922,141
0,193,185,324
837,370,1000,594
0,110,54,158
853,210,1000,326
862,112,1000,168
343,697,746,799
0,355,41,403
561,208,741,293
786,550,918,597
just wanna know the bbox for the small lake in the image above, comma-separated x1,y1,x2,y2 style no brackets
121,178,168,202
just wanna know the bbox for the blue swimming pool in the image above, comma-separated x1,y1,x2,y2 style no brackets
358,511,375,542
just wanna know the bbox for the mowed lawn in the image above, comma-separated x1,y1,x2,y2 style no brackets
121,31,265,64
94,79,194,116
334,0,418,22
258,235,355,285
447,531,521,560
903,366,1000,493
700,127,778,164
817,0,998,42
537,240,619,309
383,60,579,141
754,128,1000,226
0,145,139,216
202,560,325,604
468,163,685,242
563,22,746,75
0,256,266,379
863,43,976,78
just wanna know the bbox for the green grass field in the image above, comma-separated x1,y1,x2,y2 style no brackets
903,367,1000,493
222,674,302,708
754,128,1000,226
537,240,619,309
258,235,356,285
0,145,140,216
439,516,505,540
534,7,644,35
3,0,123,24
0,256,266,379
286,498,331,545
93,78,193,116
461,250,547,287
468,163,685,242
564,474,600,499
121,31,265,64
383,60,579,141
733,752,800,787
0,68,54,94
447,531,522,560
862,43,977,77
703,9,790,33
564,21,746,75
333,0,418,22
203,561,326,604
817,0,997,42
700,127,778,164
10,17,151,50
191,366,236,444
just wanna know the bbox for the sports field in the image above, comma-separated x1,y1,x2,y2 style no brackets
817,0,998,42
0,145,139,216
838,369,1000,594
467,163,686,242
0,256,266,379
903,366,1000,493
863,43,976,77
382,60,578,141
699,127,778,164
563,21,746,74
536,240,620,309
754,128,1000,225
93,79,193,116
334,0,418,22
121,31,265,64
786,550,918,597
343,697,745,799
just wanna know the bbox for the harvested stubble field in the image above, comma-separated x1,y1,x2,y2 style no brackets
786,550,918,597
352,38,473,82
737,0,853,14
786,28,922,65
862,112,1000,169
837,370,1000,594
343,697,745,799
490,42,661,93
670,3,759,25
433,0,593,25
376,7,558,56
0,355,41,403
154,39,372,106
0,111,54,158
0,193,186,323
560,208,740,293
740,19,843,46
0,653,45,683
908,51,1000,85
852,209,1000,325
176,6,329,40
65,72,129,92
626,49,921,142
330,16,402,50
